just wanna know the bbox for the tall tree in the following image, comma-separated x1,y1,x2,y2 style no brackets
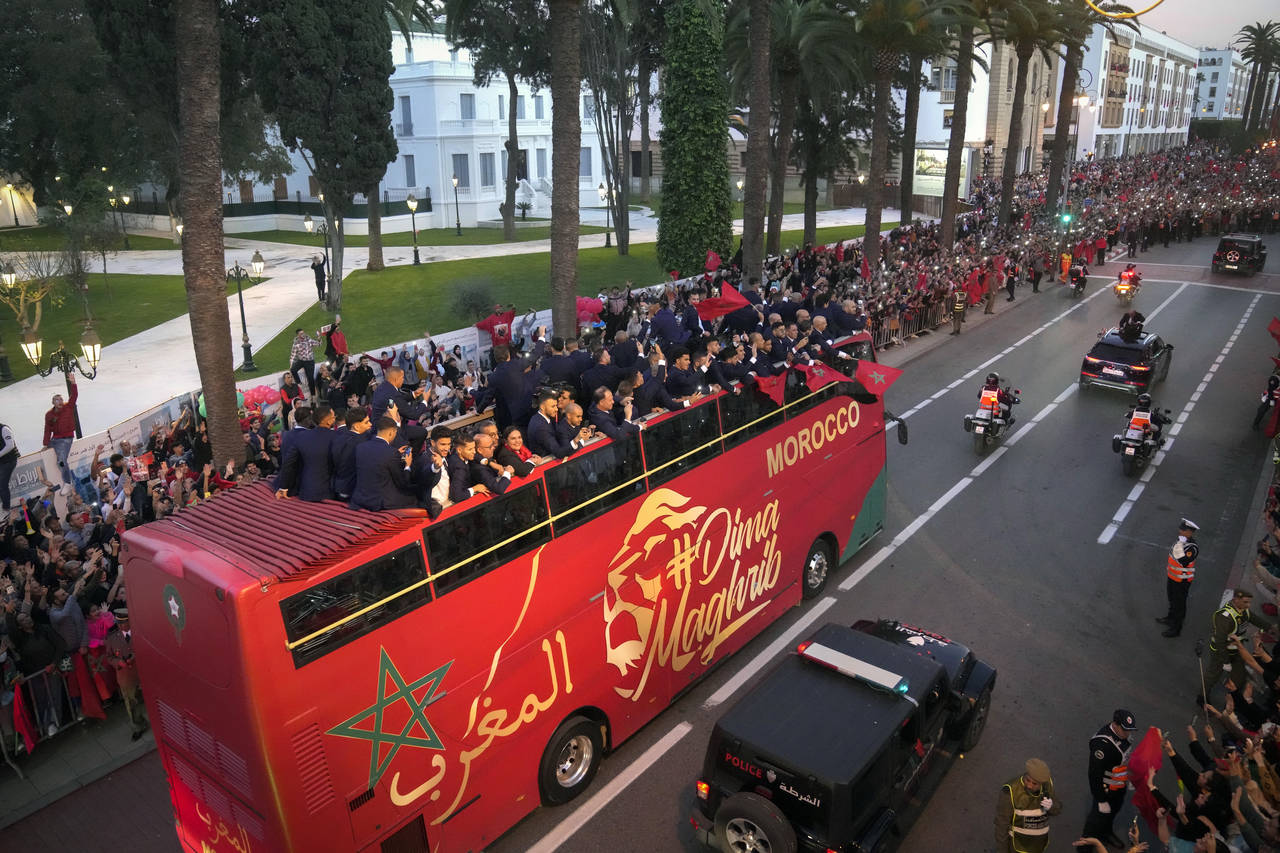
939,0,994,248
793,84,868,245
898,51,925,220
1235,21,1279,133
253,0,399,311
996,0,1061,226
738,0,772,284
657,0,732,277
633,0,667,203
548,0,582,338
176,0,241,469
583,0,638,253
446,0,550,242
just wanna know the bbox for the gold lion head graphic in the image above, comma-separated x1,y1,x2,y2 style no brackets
603,489,706,679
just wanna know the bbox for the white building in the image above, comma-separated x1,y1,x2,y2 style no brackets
1194,48,1251,121
1057,25,1198,160
222,29,606,234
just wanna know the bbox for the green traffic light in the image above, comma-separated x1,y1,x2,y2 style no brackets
1061,213,1072,223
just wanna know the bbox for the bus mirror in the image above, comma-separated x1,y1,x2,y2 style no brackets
896,420,909,445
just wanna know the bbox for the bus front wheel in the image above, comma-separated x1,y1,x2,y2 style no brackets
538,715,605,806
801,538,834,600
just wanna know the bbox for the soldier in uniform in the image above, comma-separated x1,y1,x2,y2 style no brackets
105,609,150,741
1156,518,1199,638
1082,709,1136,848
995,758,1061,853
949,286,967,335
1203,588,1271,690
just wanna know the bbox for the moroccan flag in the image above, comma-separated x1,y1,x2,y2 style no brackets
705,250,722,272
1269,317,1280,345
1267,398,1280,439
12,677,38,753
71,653,106,720
834,242,845,263
797,361,842,392
855,360,903,394
917,271,928,291
755,372,787,406
1128,727,1167,836
860,255,871,280
696,285,750,322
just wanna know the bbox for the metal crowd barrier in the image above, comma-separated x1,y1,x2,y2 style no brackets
1,668,81,778
871,300,948,351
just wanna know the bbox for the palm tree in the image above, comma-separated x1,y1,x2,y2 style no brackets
850,0,941,272
939,0,995,249
727,0,857,256
895,7,951,222
995,0,1061,227
739,0,772,286
1235,21,1279,133
549,0,582,338
1045,2,1134,212
175,0,241,466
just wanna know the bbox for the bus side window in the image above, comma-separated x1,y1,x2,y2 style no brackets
720,383,782,450
643,402,722,489
281,543,430,667
544,437,645,536
425,481,551,596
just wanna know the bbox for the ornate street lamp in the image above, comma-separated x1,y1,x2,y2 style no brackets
452,175,462,236
0,262,15,381
598,183,612,248
21,320,101,438
227,254,262,372
406,193,421,264
304,213,332,292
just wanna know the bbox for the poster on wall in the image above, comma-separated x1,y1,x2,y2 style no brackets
912,148,969,198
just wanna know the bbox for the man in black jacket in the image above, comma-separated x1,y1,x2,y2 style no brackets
348,417,416,511
330,408,373,501
274,405,336,502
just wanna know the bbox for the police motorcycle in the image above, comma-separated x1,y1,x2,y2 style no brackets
962,373,1021,456
1065,262,1089,297
1114,264,1142,305
1112,393,1169,476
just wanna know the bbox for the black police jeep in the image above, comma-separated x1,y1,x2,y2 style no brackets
691,620,996,853
1212,234,1267,275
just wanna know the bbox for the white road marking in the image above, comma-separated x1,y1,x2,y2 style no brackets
702,596,837,709
1097,292,1262,544
525,721,695,853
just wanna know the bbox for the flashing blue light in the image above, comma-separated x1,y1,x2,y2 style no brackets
896,681,910,694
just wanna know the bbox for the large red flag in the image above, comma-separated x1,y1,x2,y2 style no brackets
71,653,106,719
1127,727,1167,836
696,285,750,322
1267,398,1280,439
796,361,842,392
705,250,722,272
855,360,904,393
834,242,845,262
754,372,788,406
12,678,38,754
860,255,871,280
1268,317,1280,345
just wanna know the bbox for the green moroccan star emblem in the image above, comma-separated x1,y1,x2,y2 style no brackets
327,649,453,790
867,370,887,385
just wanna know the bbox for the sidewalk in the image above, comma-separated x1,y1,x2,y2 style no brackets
0,206,907,447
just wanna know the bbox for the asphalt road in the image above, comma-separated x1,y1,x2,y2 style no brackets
9,232,1280,853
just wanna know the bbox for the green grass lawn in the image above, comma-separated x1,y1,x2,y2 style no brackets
629,195,832,220
0,225,176,252
0,273,265,382
240,220,892,379
230,224,608,249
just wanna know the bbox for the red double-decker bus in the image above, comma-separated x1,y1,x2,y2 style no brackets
123,334,894,853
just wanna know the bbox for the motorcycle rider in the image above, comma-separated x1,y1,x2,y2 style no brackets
1254,372,1280,431
979,372,1016,426
1118,263,1141,284
1125,393,1169,444
1118,309,1146,341
1069,260,1090,293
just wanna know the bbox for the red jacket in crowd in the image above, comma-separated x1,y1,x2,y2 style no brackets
43,382,78,445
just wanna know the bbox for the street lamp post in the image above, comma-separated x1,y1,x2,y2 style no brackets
406,193,421,264
303,214,332,293
598,183,612,248
736,178,744,201
452,175,462,236
0,263,16,382
20,323,101,440
227,252,262,372
107,187,132,250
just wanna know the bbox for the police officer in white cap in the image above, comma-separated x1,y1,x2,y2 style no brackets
1157,518,1199,638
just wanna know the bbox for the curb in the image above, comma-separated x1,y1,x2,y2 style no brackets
1226,442,1277,607
0,736,156,829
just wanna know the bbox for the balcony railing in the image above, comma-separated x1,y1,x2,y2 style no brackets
939,90,956,104
396,122,414,137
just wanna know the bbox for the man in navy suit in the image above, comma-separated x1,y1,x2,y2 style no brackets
444,432,494,504
610,332,643,371
348,417,417,511
588,388,642,441
488,345,536,430
274,405,336,501
557,402,593,449
528,390,590,458
680,293,708,341
330,407,373,501
579,348,628,398
470,432,514,495
665,347,705,400
539,337,582,387
370,366,428,445
650,301,687,347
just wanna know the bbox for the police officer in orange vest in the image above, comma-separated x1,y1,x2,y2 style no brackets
1082,709,1136,847
1157,518,1199,638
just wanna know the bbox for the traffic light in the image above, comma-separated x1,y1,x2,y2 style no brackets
1061,212,1072,224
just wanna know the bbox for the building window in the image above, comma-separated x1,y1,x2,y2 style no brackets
272,177,289,200
579,147,592,177
404,154,416,187
460,93,475,120
480,152,496,187
398,96,413,136
309,174,320,197
1208,87,1216,97
535,95,545,119
583,96,596,122
740,151,748,168
631,150,653,177
517,96,526,120
1206,101,1214,111
452,153,470,188
536,148,547,178
1007,59,1014,92
499,94,505,117
943,109,954,128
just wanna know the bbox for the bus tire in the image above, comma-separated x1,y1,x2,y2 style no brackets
801,537,834,600
538,715,604,806
714,792,797,853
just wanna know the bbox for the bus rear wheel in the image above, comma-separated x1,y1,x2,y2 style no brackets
802,538,834,600
538,715,604,806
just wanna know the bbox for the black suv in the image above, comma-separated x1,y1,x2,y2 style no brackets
1213,234,1267,275
691,620,995,853
1079,327,1173,394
